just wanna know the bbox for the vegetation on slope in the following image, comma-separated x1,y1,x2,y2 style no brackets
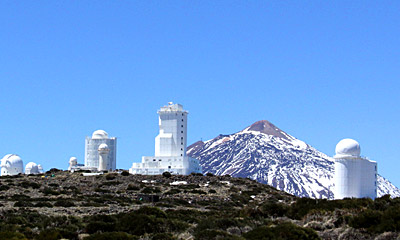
0,171,399,239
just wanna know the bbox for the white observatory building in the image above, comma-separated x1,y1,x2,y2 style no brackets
25,162,43,175
130,102,202,175
1,154,24,176
334,138,377,199
84,130,117,171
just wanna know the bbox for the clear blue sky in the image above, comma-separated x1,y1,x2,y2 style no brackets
1,1,400,186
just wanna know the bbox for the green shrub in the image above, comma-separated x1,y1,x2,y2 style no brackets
54,199,75,207
208,189,217,194
151,233,175,240
206,173,214,177
14,201,34,207
34,202,53,208
0,231,27,240
105,174,117,180
165,189,181,195
84,232,138,240
121,171,130,176
243,222,320,240
162,172,172,178
19,181,40,189
41,188,60,196
35,229,62,240
127,184,140,191
194,229,240,240
0,185,10,191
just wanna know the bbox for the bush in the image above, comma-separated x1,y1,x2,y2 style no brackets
165,189,181,195
41,188,60,196
121,171,130,176
105,174,117,180
14,201,34,207
243,222,320,240
162,172,172,178
34,202,53,208
206,173,214,177
127,184,140,191
19,181,40,189
54,199,75,207
0,185,10,191
0,231,27,240
84,232,138,240
35,229,62,240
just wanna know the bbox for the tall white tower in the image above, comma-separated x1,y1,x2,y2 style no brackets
98,143,110,171
130,102,202,175
155,102,188,157
334,138,377,199
85,130,117,171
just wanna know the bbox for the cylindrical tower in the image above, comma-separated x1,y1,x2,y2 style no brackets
334,139,377,199
98,143,110,171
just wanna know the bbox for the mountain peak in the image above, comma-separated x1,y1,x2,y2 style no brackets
244,120,289,139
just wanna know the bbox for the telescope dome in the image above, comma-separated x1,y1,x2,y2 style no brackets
335,138,361,157
98,143,109,150
92,130,109,139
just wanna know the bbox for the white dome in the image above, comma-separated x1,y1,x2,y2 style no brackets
25,162,38,170
1,154,23,176
69,157,78,164
92,130,109,139
1,154,23,166
98,143,109,150
335,138,361,157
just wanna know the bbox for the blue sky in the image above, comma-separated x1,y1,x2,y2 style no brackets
1,1,400,186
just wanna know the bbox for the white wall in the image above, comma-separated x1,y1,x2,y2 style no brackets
334,157,377,199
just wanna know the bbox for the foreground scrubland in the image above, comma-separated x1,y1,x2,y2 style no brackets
0,170,399,239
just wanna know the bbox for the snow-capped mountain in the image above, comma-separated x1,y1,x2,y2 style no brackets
187,120,400,199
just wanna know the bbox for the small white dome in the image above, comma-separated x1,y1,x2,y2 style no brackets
92,130,109,139
69,157,77,163
335,138,361,157
98,143,109,150
25,162,38,170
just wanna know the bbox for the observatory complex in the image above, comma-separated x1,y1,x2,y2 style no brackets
130,102,202,175
69,130,117,172
333,138,377,199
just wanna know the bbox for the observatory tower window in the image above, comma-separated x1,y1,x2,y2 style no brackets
181,131,183,133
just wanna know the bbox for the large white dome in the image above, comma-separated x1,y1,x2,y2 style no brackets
1,154,24,176
335,138,361,157
92,130,109,139
1,154,23,165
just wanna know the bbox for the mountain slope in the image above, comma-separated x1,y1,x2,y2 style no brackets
188,120,400,199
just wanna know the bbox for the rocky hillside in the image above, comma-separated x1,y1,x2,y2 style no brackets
188,120,400,199
1,170,400,240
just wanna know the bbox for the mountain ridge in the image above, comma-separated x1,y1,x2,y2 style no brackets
188,120,400,199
